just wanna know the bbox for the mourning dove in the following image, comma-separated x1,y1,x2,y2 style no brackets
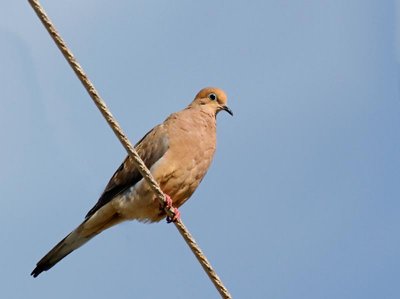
31,87,232,277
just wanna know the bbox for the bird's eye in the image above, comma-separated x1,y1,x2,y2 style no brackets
208,93,217,101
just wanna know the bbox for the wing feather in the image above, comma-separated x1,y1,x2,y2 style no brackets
85,125,168,219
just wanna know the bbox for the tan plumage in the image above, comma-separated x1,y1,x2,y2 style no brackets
31,87,232,277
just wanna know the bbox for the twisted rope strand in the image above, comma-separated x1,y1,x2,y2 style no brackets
28,1,231,298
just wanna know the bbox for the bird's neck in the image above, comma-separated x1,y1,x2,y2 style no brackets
186,104,216,119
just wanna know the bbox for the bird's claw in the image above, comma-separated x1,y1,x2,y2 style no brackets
163,194,181,223
166,207,181,223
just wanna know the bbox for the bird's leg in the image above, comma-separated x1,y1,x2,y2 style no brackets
163,194,181,223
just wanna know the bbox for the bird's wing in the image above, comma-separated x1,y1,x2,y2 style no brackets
85,124,169,219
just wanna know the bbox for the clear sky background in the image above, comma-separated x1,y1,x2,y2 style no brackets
1,1,399,298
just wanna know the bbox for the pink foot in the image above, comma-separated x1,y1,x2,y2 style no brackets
163,194,181,223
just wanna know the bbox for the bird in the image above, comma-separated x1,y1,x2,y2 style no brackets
31,87,233,277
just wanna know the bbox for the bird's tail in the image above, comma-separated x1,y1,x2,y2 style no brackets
30,223,94,278
31,207,122,278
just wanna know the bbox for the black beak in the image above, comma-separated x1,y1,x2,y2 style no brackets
222,105,233,116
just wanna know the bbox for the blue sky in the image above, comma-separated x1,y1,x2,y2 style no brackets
1,1,399,298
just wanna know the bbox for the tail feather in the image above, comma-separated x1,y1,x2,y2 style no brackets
31,224,94,277
31,205,122,278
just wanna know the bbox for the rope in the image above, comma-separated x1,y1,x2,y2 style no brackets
28,1,232,298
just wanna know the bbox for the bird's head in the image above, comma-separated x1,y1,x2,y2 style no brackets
190,87,233,117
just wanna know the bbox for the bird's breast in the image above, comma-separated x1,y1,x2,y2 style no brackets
156,125,216,206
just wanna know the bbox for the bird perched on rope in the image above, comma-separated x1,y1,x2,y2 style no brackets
31,87,233,278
